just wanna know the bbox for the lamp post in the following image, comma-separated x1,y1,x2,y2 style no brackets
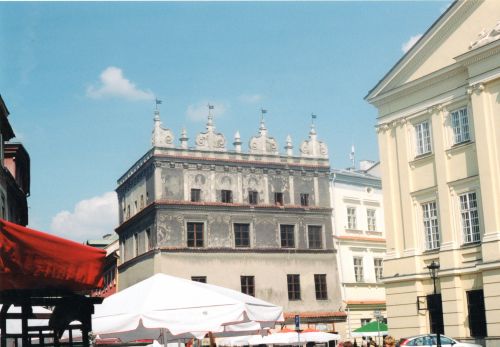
427,261,441,347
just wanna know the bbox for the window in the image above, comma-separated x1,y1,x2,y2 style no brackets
422,201,440,250
127,205,130,219
300,193,309,207
134,233,139,257
451,107,470,144
274,192,284,206
280,224,295,248
241,276,255,297
467,290,487,337
221,190,233,203
347,207,357,229
367,209,376,231
354,257,364,282
415,120,432,155
248,190,258,205
308,225,322,249
287,274,301,300
140,194,144,209
374,258,383,282
187,222,204,247
146,228,153,251
460,192,480,243
314,274,328,300
191,188,201,202
234,223,250,248
191,276,207,283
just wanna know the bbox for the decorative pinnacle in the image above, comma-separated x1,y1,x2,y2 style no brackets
260,108,267,130
207,103,214,127
310,113,317,135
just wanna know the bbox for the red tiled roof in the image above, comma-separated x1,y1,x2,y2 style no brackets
284,311,347,319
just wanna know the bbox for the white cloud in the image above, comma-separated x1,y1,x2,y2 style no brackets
86,66,154,100
50,191,118,242
401,34,423,53
186,101,228,122
238,94,263,104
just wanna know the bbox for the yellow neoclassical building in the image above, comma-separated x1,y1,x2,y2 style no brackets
366,0,500,344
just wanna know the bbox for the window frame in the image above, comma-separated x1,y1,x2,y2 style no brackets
287,274,301,301
187,221,205,248
221,190,233,203
234,223,251,248
191,188,201,202
353,256,364,282
414,120,432,156
240,275,255,297
248,190,259,205
314,274,328,300
274,192,284,206
347,206,357,230
300,193,309,207
374,258,383,282
459,192,481,244
280,224,295,248
307,225,323,249
450,106,470,145
422,201,440,250
367,209,377,231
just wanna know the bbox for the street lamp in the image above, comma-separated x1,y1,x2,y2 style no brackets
426,261,441,347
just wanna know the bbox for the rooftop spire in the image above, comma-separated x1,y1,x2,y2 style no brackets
299,113,328,159
151,99,174,148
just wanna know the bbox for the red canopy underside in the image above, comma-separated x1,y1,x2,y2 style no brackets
0,219,106,292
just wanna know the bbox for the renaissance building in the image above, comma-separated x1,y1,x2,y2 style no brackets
115,109,345,330
366,1,500,343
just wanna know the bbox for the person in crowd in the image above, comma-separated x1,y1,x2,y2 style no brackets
384,336,396,347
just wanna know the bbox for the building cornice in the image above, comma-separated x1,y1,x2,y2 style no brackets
335,235,386,244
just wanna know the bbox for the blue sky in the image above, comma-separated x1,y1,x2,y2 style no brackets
0,1,451,241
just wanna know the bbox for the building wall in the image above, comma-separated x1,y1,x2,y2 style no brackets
367,1,500,343
116,118,345,328
331,169,386,338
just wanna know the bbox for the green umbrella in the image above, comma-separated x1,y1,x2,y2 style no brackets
351,321,388,337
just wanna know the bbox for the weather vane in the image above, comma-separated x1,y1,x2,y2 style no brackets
155,98,162,111
311,113,317,124
208,103,214,117
260,108,267,122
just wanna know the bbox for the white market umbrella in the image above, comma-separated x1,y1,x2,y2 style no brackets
218,330,340,346
261,331,340,345
91,273,283,342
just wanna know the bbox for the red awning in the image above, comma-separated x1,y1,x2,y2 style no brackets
0,219,106,292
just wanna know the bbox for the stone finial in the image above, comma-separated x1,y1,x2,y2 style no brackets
195,104,226,152
249,109,279,155
180,127,189,149
285,135,293,156
233,131,242,153
299,115,328,158
152,110,175,148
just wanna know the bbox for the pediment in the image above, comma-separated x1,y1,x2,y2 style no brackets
368,0,500,101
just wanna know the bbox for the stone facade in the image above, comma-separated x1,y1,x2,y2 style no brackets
115,110,345,330
0,96,30,226
367,1,500,344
